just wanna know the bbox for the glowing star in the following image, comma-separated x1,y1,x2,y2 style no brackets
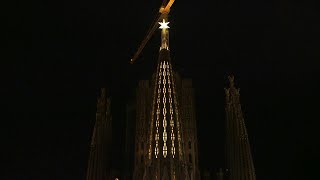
159,19,170,29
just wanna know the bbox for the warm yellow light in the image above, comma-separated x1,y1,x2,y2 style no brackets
159,19,170,29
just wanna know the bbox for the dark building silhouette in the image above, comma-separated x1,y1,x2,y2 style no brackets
216,168,224,180
86,88,112,180
201,169,211,180
85,76,258,180
224,75,256,180
123,97,136,180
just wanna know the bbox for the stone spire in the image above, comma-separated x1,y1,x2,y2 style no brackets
225,75,256,180
139,15,189,180
86,88,112,180
159,18,170,50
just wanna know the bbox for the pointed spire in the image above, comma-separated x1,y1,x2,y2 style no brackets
159,17,170,50
225,75,256,180
228,75,235,89
86,88,112,180
140,15,189,179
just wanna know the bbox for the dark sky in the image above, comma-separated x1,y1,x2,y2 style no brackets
5,0,320,179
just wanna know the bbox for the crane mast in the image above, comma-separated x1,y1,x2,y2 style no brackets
130,0,175,64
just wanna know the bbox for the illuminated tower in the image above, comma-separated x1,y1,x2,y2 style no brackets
132,14,200,179
225,76,256,180
86,88,112,180
145,18,188,180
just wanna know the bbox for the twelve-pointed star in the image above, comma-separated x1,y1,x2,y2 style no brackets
159,19,170,29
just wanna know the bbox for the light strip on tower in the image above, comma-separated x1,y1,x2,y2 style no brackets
162,62,168,158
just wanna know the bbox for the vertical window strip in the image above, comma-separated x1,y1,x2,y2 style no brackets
167,61,175,158
148,62,161,160
154,62,163,158
162,62,168,158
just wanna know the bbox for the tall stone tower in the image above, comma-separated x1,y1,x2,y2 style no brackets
179,79,201,180
224,75,256,180
132,16,200,180
133,80,152,180
86,88,112,180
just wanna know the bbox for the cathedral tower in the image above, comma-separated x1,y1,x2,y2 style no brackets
224,76,256,180
86,88,112,180
132,11,201,178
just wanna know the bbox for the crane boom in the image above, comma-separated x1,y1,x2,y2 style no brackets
160,0,175,14
130,13,162,64
130,0,175,64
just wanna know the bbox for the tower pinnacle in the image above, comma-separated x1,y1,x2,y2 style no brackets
159,18,170,50
159,19,170,29
228,75,235,88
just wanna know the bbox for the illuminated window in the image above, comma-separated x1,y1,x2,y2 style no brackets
163,144,167,158
155,145,159,158
163,131,167,142
171,146,175,158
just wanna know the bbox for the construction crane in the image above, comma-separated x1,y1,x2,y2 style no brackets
130,0,175,64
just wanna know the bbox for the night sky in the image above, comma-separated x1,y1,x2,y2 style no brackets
5,0,320,179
